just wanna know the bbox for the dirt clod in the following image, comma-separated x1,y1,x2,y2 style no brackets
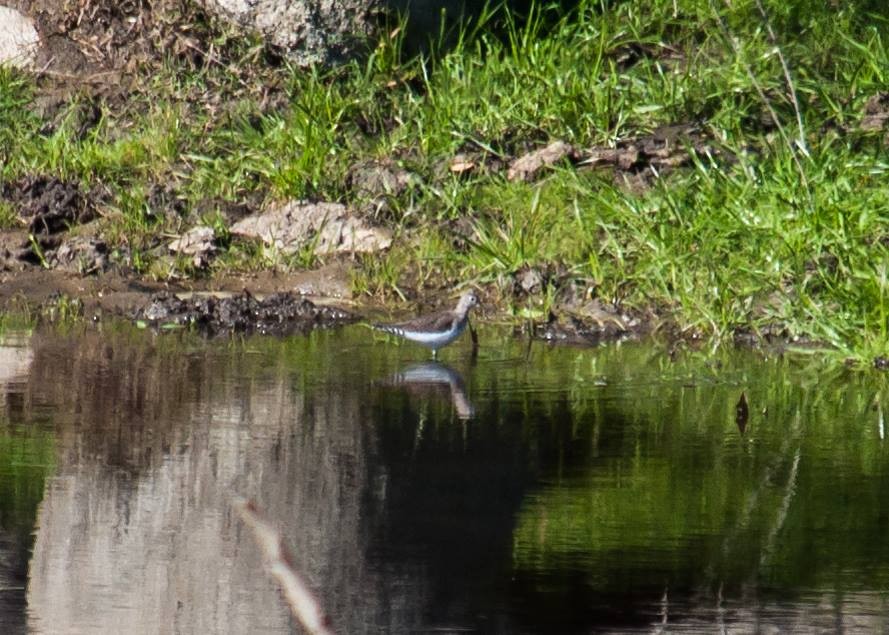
861,93,889,132
578,124,719,185
231,200,393,256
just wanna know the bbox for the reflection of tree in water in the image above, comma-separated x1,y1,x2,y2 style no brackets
23,330,416,633
20,332,570,633
366,380,538,631
14,329,889,633
0,334,48,635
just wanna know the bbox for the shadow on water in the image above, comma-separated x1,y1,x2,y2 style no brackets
1,324,889,633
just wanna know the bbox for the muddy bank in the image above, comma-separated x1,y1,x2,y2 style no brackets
136,290,355,335
0,266,357,328
0,253,831,361
0,264,653,345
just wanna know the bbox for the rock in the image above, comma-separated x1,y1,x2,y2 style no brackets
168,226,216,267
199,0,384,67
50,236,109,274
230,200,392,256
507,140,577,182
0,6,39,69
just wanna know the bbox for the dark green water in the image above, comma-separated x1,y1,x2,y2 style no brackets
1,324,889,633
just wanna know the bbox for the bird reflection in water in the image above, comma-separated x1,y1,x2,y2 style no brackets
381,361,475,420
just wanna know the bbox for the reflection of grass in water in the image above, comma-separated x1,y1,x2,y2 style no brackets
510,352,889,592
0,429,55,558
0,314,35,336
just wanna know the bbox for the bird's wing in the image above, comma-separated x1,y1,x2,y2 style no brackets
376,309,456,333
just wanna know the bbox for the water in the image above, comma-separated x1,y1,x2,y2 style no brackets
1,324,889,633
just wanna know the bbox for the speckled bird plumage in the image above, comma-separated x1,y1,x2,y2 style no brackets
373,291,479,358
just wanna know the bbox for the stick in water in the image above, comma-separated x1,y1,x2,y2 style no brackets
233,497,335,635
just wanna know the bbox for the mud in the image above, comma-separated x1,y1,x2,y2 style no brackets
0,262,355,322
0,175,108,272
135,290,355,335
3,175,96,235
530,299,641,345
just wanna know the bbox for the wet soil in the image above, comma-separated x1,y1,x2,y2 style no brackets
4,175,97,235
0,265,356,324
135,290,355,335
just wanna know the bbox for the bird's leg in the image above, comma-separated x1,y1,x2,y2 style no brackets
469,319,479,360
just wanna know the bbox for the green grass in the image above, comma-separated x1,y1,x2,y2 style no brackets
1,1,888,364
0,200,19,229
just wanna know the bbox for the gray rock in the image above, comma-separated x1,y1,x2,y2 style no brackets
168,226,217,268
50,236,108,274
230,200,392,256
0,6,39,69
199,0,384,66
168,226,216,255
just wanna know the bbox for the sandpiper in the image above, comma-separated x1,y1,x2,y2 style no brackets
373,291,479,359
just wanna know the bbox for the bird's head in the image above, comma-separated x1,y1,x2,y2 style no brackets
455,290,480,316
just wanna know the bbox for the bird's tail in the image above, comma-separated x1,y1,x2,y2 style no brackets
372,323,404,337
